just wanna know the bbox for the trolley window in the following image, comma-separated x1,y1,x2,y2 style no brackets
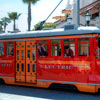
6,42,14,56
51,40,61,56
78,38,90,56
37,40,48,57
64,39,75,58
0,42,4,56
96,38,100,58
21,50,24,60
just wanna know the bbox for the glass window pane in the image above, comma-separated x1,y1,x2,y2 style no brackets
51,45,61,56
21,64,24,72
21,46,24,48
32,50,35,60
32,64,35,72
17,46,19,48
21,50,24,60
39,40,48,44
51,40,60,43
97,39,100,58
17,50,19,60
7,42,13,45
0,43,4,45
27,45,30,48
27,50,30,58
37,45,48,56
17,63,19,71
7,46,13,56
78,38,90,42
64,39,74,43
32,45,35,48
0,47,4,56
78,44,90,56
64,44,75,58
27,64,30,72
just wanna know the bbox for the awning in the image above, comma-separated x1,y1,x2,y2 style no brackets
52,16,66,21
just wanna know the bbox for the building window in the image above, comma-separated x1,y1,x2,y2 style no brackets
91,12,99,19
78,38,90,56
51,40,61,56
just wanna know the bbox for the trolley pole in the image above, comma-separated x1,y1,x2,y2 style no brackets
36,0,63,30
77,0,80,27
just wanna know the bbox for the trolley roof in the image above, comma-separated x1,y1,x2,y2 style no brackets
0,26,100,40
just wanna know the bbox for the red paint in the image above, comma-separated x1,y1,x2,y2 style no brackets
36,37,100,84
0,42,15,77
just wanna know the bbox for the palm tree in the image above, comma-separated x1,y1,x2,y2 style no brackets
8,12,21,31
22,0,39,31
0,21,3,32
1,17,11,32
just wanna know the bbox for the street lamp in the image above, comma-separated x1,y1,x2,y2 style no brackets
67,16,72,24
85,12,91,26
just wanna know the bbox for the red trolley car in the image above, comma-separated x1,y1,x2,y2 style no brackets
0,26,100,93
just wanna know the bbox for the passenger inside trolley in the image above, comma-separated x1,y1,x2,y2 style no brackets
97,39,100,57
37,44,48,57
64,45,73,58
7,46,13,56
0,47,4,56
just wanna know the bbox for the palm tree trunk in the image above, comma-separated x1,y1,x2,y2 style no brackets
13,19,16,31
4,24,6,32
28,2,31,31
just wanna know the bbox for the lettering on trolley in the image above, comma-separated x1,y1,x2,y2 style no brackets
40,64,72,70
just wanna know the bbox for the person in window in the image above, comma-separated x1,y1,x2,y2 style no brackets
37,44,48,57
8,47,13,56
64,45,73,58
0,47,4,56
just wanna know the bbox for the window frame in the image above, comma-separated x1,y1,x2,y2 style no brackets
64,38,75,58
37,40,49,58
78,38,90,57
51,39,61,57
95,38,100,58
0,42,4,57
6,42,15,57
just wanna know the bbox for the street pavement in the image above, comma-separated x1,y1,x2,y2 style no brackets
0,84,100,100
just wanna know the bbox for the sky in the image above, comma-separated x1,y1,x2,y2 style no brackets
0,0,73,32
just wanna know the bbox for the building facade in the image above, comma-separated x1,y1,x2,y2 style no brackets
80,0,100,26
55,0,100,28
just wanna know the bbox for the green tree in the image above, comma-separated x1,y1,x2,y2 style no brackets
1,17,11,32
34,21,41,30
8,12,21,31
43,24,56,29
34,22,56,30
22,0,39,31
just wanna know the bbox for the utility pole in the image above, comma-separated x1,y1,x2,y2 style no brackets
77,0,80,27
